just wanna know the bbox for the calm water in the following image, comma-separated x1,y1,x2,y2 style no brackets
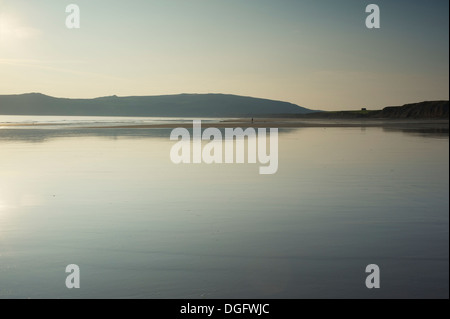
0,123,448,298
0,115,226,129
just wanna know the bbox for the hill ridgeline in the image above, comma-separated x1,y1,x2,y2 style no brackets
0,93,312,117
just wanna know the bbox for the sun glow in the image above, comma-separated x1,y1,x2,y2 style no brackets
0,14,16,43
0,14,40,46
0,198,6,212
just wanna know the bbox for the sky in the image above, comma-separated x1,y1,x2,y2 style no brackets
0,0,448,110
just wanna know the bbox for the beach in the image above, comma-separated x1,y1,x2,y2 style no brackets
1,117,448,130
0,117,448,298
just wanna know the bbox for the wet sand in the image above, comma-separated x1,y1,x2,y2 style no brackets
1,118,448,130
0,122,448,298
85,118,449,130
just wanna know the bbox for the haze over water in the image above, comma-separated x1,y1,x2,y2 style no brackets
0,122,448,298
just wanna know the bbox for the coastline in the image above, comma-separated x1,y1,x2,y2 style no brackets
0,118,448,130
91,118,449,129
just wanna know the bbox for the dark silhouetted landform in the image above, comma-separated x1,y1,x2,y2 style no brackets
0,93,312,117
295,101,449,119
0,94,447,119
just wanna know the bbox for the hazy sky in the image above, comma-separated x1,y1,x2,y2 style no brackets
0,0,448,110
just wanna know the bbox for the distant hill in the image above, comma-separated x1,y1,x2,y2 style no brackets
296,101,449,119
378,101,449,118
0,93,312,117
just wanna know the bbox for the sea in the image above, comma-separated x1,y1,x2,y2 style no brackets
0,115,448,298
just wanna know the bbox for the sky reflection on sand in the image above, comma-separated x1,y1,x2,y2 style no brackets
0,125,448,298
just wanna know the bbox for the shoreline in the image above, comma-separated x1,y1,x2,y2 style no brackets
0,118,448,130
82,118,450,129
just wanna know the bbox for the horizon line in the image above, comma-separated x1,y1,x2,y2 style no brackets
1,92,448,112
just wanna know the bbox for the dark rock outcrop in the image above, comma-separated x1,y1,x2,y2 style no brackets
379,101,449,119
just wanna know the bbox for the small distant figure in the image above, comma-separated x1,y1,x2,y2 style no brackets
251,117,254,123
